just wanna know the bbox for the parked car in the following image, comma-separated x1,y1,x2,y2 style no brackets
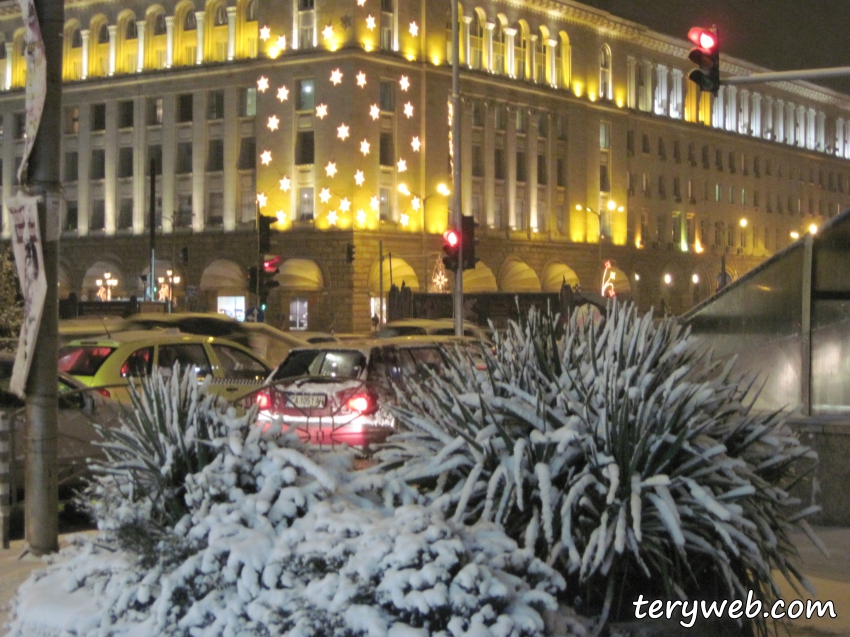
122,312,252,347
243,336,480,448
0,353,123,494
58,331,272,405
374,319,491,342
240,322,312,367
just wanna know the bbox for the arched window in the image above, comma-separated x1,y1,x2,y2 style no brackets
492,22,505,74
246,0,257,21
71,28,83,47
469,13,483,70
516,30,528,80
214,4,227,26
126,20,137,39
154,13,167,35
98,23,109,43
599,44,612,100
64,23,83,80
184,11,197,31
535,35,545,82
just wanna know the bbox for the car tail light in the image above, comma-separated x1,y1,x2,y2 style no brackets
97,388,111,398
256,391,271,410
346,393,376,415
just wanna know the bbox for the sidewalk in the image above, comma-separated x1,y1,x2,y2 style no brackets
1,528,848,635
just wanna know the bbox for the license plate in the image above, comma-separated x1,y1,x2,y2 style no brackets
286,393,326,409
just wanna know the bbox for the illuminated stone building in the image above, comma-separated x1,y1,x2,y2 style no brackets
1,0,850,331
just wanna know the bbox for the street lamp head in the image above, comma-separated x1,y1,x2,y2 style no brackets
809,223,818,234
575,204,584,212
173,276,181,284
606,200,616,211
95,279,103,286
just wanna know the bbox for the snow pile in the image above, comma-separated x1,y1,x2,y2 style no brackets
372,302,820,628
6,367,578,637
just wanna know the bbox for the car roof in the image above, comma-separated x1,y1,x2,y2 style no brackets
281,335,474,358
62,331,241,347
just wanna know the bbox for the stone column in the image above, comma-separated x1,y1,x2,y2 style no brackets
817,111,825,152
775,99,785,143
528,35,537,82
223,86,238,231
725,85,737,132
193,89,206,231
226,6,237,60
654,64,668,114
161,95,176,231
547,39,557,86
506,105,517,228
133,96,147,234
626,56,636,108
80,30,90,79
483,100,495,227
484,22,494,73
670,68,683,118
763,96,773,138
78,105,92,234
752,92,762,137
712,85,724,128
527,110,538,231
836,118,844,156
5,42,13,89
195,11,205,64
641,60,653,111
136,20,146,72
739,89,750,134
462,16,471,68
505,28,516,78
104,101,117,234
107,25,117,76
165,16,174,68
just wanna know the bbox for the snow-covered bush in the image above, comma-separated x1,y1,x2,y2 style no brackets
0,246,23,351
13,366,574,637
372,302,820,629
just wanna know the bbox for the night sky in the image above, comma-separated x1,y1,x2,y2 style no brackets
584,0,850,95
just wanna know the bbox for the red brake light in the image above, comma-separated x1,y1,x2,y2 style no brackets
97,388,111,398
256,391,271,410
347,393,374,414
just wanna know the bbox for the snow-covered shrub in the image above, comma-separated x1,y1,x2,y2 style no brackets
372,302,820,629
19,366,574,636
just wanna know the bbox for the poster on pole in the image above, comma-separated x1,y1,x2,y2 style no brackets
7,195,46,398
15,0,46,184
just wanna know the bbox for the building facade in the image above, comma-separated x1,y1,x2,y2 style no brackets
1,0,850,331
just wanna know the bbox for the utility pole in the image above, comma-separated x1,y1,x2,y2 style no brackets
25,0,63,555
451,0,463,337
149,158,156,301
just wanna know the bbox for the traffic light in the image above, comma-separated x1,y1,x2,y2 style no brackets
687,26,720,95
258,215,273,253
346,243,356,264
259,267,280,307
248,266,258,295
461,215,478,271
442,228,460,272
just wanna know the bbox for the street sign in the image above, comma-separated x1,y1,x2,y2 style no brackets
245,306,264,323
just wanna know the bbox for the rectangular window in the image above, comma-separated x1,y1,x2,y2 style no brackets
516,108,526,133
379,187,390,221
657,137,666,160
641,134,650,153
118,147,133,178
673,140,681,163
716,149,723,170
90,149,106,179
380,6,394,51
626,130,635,156
471,145,484,177
600,122,610,150
538,113,548,137
298,187,314,220
515,200,525,230
118,100,134,128
64,106,80,134
298,0,315,48
176,142,193,173
379,132,394,166
64,200,78,231
556,114,567,139
673,177,681,201
147,145,163,174
89,199,105,231
702,145,710,169
91,103,106,131
239,87,257,117
494,104,506,131
599,163,610,192
207,192,224,226
556,157,566,188
295,80,314,111
715,222,724,247
207,89,225,119
295,131,314,165
728,151,736,173
494,148,505,180
238,137,256,169
379,80,395,111
63,151,78,182
175,194,192,227
177,94,193,123
537,154,547,185
727,226,734,247
471,100,483,127
147,97,163,125
14,113,26,139
516,151,526,182
117,197,133,229
207,139,224,171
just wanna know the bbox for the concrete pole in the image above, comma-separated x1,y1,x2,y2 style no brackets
451,0,463,336
25,0,63,555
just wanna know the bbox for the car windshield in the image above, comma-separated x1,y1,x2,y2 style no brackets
273,349,367,380
58,346,115,376
374,326,428,338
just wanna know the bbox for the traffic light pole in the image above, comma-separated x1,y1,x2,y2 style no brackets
451,0,463,337
722,66,850,85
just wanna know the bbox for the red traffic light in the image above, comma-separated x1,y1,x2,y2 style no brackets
263,255,282,272
688,27,716,51
443,229,459,247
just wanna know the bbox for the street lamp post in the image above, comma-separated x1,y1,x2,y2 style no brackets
157,269,181,313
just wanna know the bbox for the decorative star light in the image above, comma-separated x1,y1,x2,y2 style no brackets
260,150,272,165
330,68,343,85
409,22,418,37
400,213,410,227
403,102,414,118
267,115,279,131
322,24,334,41
397,158,407,172
356,71,367,87
327,210,339,226
275,210,286,224
319,188,332,203
337,123,350,140
279,176,291,192
360,139,370,155
356,209,367,225
259,26,271,41
370,196,379,211
316,103,328,119
369,104,380,120
411,136,421,152
257,76,269,92
433,270,448,290
276,35,286,50
325,161,338,177
257,192,268,208
354,170,365,186
411,196,421,211
366,15,376,30
339,197,351,212
277,85,289,101
399,75,410,91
